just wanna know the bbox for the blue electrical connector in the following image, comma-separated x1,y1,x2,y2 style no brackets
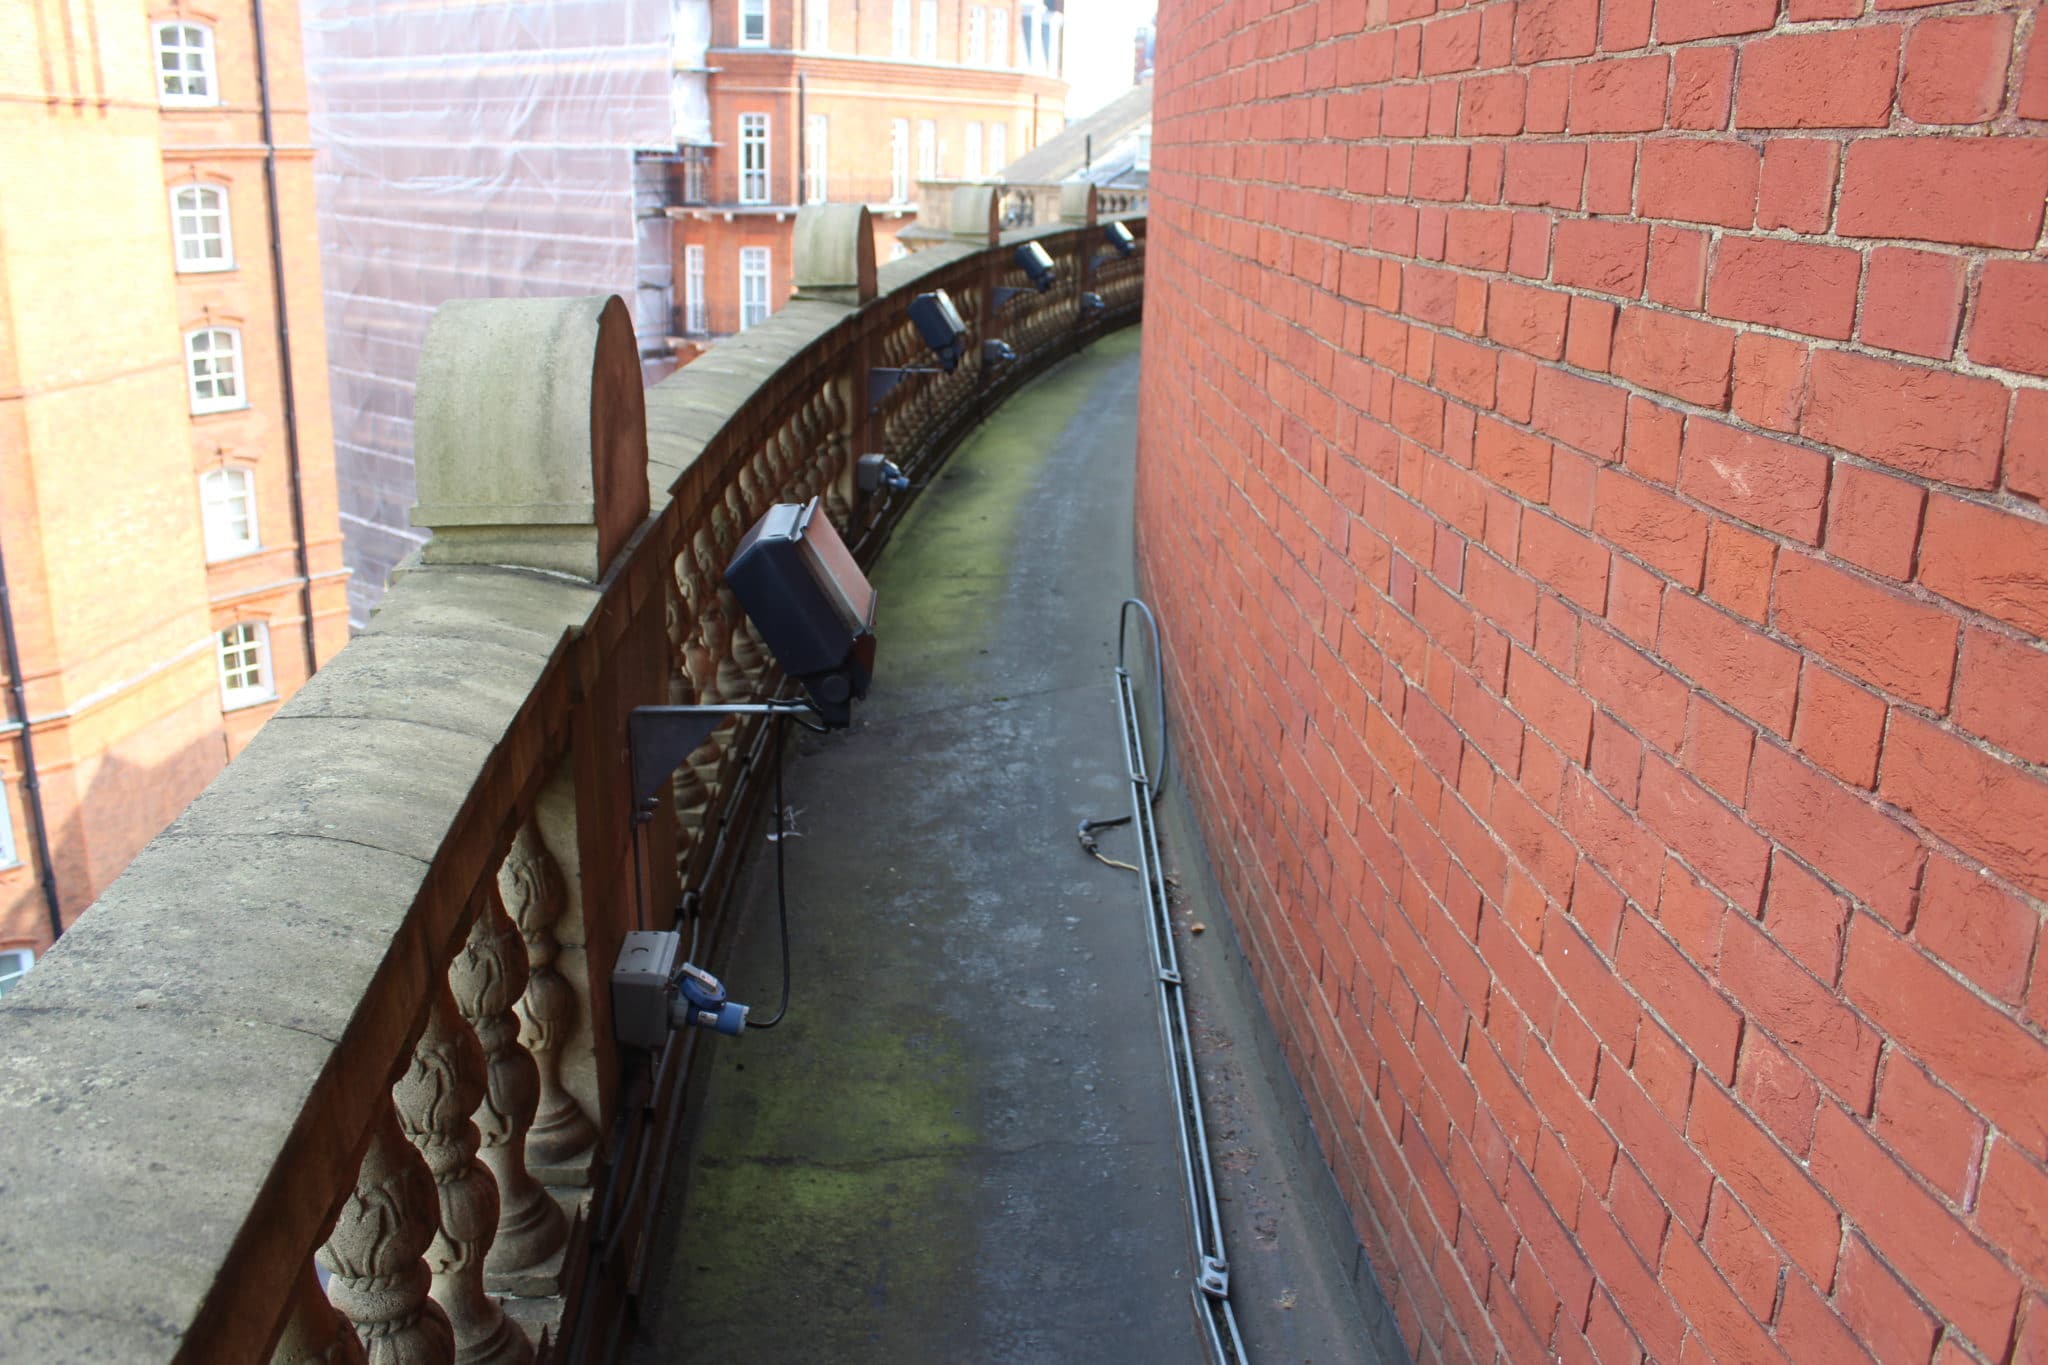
674,961,749,1036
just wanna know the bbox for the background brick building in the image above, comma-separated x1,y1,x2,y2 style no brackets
0,0,347,970
667,0,1069,357
1138,0,2048,1359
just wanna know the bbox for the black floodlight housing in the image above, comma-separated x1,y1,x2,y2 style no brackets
725,498,877,726
1105,221,1137,258
1080,291,1106,316
908,290,968,372
982,339,1017,368
1016,240,1057,291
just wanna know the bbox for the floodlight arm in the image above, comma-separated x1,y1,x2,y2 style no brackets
868,365,946,411
629,702,819,816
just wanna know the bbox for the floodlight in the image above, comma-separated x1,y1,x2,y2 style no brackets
725,498,877,725
907,290,967,372
983,339,1017,368
1080,291,1105,316
1105,222,1136,258
1016,241,1058,291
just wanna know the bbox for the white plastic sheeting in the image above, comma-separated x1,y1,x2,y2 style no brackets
304,0,687,623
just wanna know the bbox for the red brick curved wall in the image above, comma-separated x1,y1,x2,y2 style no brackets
1135,2,2048,1359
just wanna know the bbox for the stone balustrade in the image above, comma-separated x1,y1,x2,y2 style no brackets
0,206,1143,1364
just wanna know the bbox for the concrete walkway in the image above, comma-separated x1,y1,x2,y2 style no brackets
628,330,1393,1364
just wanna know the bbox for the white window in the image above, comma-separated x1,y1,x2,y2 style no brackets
738,112,770,204
990,8,1007,65
170,184,233,272
917,119,937,179
739,247,772,330
184,327,244,414
200,467,259,560
806,0,829,49
154,21,217,106
918,0,938,58
682,147,708,204
0,948,31,998
968,6,986,62
804,114,828,204
964,122,982,179
0,791,16,869
891,0,910,55
217,622,274,708
890,118,910,201
739,0,768,44
684,244,707,333
988,122,1008,174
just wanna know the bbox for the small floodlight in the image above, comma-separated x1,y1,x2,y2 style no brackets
983,339,1017,368
1080,291,1105,316
908,290,968,372
725,498,877,726
1105,222,1136,258
1016,241,1057,292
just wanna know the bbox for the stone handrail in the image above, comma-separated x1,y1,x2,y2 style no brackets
0,203,1143,1364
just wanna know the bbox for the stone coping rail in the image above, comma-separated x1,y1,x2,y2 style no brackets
0,197,1143,1365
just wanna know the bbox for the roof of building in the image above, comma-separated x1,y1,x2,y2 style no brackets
999,78,1152,185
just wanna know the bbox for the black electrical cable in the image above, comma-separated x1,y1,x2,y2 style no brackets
1078,598,1170,871
745,710,794,1029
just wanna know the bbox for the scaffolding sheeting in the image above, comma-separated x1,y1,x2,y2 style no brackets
304,0,680,624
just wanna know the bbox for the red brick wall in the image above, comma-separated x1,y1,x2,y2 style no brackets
1135,1,2048,1360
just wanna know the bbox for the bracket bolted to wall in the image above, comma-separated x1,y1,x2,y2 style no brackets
868,366,944,412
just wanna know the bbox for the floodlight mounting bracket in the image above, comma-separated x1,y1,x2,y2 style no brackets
629,702,815,816
868,366,945,411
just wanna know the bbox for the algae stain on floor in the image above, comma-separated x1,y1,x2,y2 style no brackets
875,329,1143,686
656,983,981,1355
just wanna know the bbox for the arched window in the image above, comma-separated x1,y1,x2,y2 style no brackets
199,467,258,560
170,184,233,272
184,327,244,414
153,21,217,106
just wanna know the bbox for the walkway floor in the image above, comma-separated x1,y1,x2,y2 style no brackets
628,330,1393,1364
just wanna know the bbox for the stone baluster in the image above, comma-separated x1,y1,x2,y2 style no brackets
271,1261,369,1365
452,880,568,1289
393,981,531,1365
319,1102,454,1365
501,819,596,1171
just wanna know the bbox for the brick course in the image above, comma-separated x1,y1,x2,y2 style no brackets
1136,0,2048,1358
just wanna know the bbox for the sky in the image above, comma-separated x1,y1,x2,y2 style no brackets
1061,0,1156,120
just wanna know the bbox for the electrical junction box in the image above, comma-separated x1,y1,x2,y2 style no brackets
613,930,681,1050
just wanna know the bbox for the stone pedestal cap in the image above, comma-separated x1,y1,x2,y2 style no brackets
949,185,1000,244
794,204,878,304
1060,182,1099,225
411,295,650,582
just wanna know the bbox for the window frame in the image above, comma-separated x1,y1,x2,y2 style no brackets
806,0,829,50
916,119,938,180
170,182,234,273
738,247,772,330
738,112,771,205
184,326,246,416
891,0,910,56
216,621,275,710
918,0,938,58
153,20,219,107
738,0,769,46
684,244,707,333
964,122,982,180
990,7,1007,65
988,121,1008,174
804,114,829,204
0,947,32,999
199,466,260,561
0,786,17,871
967,6,986,63
890,119,911,202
